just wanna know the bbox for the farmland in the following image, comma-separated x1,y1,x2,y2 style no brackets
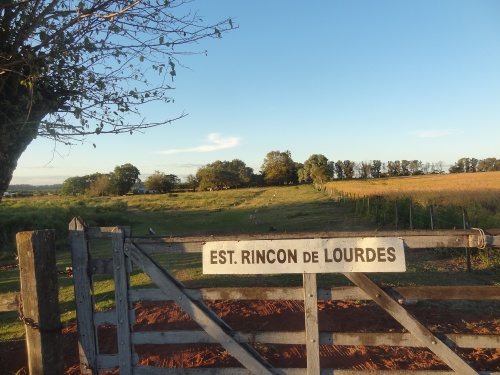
0,177,499,373
324,171,500,208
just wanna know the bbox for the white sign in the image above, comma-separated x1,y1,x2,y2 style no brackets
203,237,406,274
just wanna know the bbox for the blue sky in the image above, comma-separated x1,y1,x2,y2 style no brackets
11,0,500,185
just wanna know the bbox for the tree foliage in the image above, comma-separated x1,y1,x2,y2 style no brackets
185,174,198,191
0,0,234,199
144,171,179,192
87,174,112,197
449,157,481,173
110,163,140,195
60,163,139,196
196,159,253,190
301,154,333,184
261,150,297,185
477,158,500,172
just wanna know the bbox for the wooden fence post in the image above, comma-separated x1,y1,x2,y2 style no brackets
69,217,98,374
395,201,399,229
303,273,320,375
463,208,472,272
16,230,64,375
409,202,413,230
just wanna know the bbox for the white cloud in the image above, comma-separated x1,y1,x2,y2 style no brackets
158,133,240,155
410,129,463,138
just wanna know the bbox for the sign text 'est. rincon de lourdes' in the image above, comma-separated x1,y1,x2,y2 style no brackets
202,237,406,274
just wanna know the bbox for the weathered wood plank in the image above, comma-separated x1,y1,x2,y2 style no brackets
69,217,98,374
344,272,479,375
0,292,20,312
97,354,118,370
438,333,500,349
96,353,139,370
131,329,499,349
303,273,320,375
86,226,131,239
17,230,64,375
94,309,136,326
394,286,500,300
128,285,500,303
126,230,500,253
130,367,500,375
324,332,500,349
124,242,274,375
129,287,307,302
111,229,133,373
132,368,254,375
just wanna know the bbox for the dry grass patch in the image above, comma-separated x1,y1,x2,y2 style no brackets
325,172,500,208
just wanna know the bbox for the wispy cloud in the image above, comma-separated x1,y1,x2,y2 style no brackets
410,129,463,138
158,133,240,155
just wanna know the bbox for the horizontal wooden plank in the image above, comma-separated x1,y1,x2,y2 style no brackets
129,287,307,302
131,368,500,375
97,353,139,370
394,286,500,300
440,334,500,349
132,330,213,345
326,332,500,349
128,286,500,303
94,309,136,326
0,292,19,312
126,229,500,253
97,354,118,370
131,330,499,349
87,226,131,239
128,241,202,254
131,370,257,375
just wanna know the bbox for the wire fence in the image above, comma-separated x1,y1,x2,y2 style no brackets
318,185,500,273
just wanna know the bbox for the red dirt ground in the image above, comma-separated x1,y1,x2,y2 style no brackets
1,299,499,374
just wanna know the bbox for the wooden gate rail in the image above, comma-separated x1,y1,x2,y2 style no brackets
69,219,500,375
126,228,500,252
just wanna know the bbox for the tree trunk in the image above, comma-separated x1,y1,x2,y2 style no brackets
0,112,43,201
1,48,55,201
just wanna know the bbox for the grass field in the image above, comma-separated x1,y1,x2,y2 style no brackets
0,182,499,342
324,172,500,229
325,171,500,207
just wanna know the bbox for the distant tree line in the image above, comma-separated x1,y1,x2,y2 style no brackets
448,157,500,173
194,154,499,190
61,163,141,196
54,155,499,196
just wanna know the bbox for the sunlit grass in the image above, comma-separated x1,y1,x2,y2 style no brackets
1,183,498,342
325,172,500,208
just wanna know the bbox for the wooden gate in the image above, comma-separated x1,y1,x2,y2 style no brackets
69,217,500,374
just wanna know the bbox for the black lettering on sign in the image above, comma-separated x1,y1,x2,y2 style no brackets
219,250,227,264
267,249,276,264
241,250,250,264
387,247,396,262
366,248,376,262
334,248,343,262
288,249,298,263
277,249,286,263
324,248,332,263
355,248,365,262
377,247,386,262
344,248,353,262
210,250,218,264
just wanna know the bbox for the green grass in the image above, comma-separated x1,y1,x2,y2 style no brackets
0,184,498,341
